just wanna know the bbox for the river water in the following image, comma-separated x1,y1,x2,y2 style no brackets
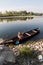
0,16,43,40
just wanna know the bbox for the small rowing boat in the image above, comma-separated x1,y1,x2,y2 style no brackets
4,28,40,45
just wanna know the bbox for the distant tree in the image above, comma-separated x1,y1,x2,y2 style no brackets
19,11,27,16
0,12,3,16
0,10,42,17
27,12,34,15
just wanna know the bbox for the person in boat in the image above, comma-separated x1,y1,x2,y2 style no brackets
18,32,23,40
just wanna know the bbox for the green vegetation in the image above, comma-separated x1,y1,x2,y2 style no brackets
0,11,43,17
19,46,33,57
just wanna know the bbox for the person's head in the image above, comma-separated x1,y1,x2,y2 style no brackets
0,38,4,45
18,32,21,35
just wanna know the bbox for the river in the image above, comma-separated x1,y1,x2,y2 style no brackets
0,16,43,40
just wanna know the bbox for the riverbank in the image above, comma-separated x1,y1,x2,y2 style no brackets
0,39,43,65
0,15,42,19
9,39,43,51
7,39,43,65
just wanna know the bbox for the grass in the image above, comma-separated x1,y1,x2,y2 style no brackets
19,46,33,57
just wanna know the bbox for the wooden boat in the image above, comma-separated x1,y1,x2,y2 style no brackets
4,28,40,45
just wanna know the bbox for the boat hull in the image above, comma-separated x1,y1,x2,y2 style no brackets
4,28,40,45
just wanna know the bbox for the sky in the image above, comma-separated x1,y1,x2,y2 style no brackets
0,0,43,13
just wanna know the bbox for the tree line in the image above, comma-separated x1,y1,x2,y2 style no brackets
0,11,43,17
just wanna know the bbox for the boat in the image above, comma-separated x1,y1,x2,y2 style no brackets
4,28,40,45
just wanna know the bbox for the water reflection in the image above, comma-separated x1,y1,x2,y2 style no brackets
0,17,33,22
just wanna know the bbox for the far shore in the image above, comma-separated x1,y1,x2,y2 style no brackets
0,15,42,19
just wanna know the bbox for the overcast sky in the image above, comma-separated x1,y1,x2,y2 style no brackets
0,0,43,13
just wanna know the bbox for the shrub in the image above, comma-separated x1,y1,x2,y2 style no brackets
19,46,33,57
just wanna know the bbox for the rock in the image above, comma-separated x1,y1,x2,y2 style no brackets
0,45,16,65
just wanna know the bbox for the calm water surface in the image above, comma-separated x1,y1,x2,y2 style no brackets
0,16,43,40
